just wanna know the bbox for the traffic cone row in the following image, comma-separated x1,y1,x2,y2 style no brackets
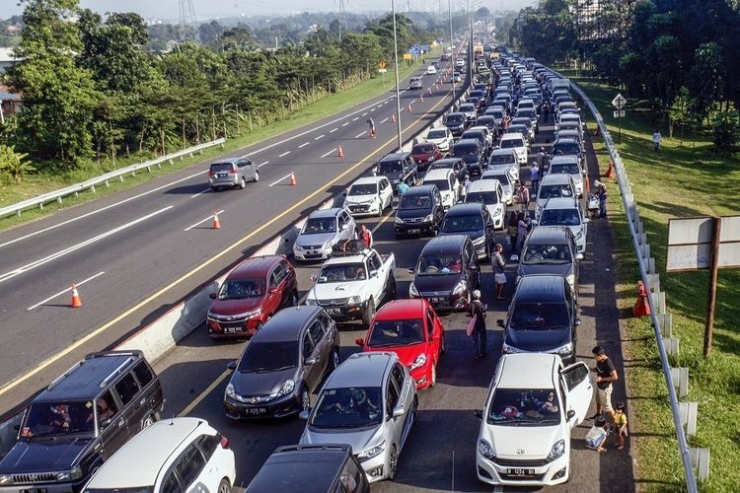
71,284,82,308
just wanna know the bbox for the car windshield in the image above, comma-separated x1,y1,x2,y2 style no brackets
415,255,463,275
522,244,571,264
451,145,478,158
485,172,510,186
238,341,298,372
378,161,403,174
347,183,376,196
553,143,580,155
500,139,523,149
22,401,96,438
425,179,450,192
443,214,483,232
540,209,581,227
427,130,446,140
303,217,336,234
538,185,573,200
510,302,569,329
486,388,562,425
317,263,366,283
310,387,383,428
467,191,498,205
85,489,153,493
460,104,475,112
489,154,514,165
368,319,425,346
399,195,431,210
413,144,435,155
446,115,464,125
217,278,266,300
550,163,581,175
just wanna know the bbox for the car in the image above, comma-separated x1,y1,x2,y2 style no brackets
455,58,465,68
450,138,485,177
427,157,469,184
343,175,394,217
534,173,577,221
421,168,459,210
439,203,495,260
208,157,259,191
551,137,584,171
450,71,462,83
376,152,416,194
499,132,528,165
0,351,164,493
409,77,423,90
207,255,299,339
245,444,370,493
515,225,583,297
482,165,517,206
444,112,467,137
355,299,445,389
426,65,437,75
461,128,491,155
81,418,236,493
496,274,581,363
458,103,478,123
510,116,536,142
464,179,506,231
475,353,593,487
548,154,585,198
487,148,519,182
555,128,585,154
408,234,481,311
299,352,418,483
394,184,445,237
224,305,340,419
555,119,584,141
424,127,454,153
293,208,357,262
411,142,443,173
473,117,500,139
537,197,590,254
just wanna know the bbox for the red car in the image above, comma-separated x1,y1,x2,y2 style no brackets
355,299,445,389
411,142,443,173
207,255,298,339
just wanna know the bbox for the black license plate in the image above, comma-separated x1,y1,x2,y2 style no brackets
21,490,48,493
507,468,535,476
224,326,243,334
217,173,228,178
407,229,420,234
247,408,266,415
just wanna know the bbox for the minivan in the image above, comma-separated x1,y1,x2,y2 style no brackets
394,184,445,238
451,138,486,176
499,132,528,165
208,157,259,191
487,148,519,182
482,165,517,206
444,112,467,137
535,173,577,221
377,152,416,194
464,178,506,230
548,154,585,198
537,197,590,254
422,168,460,210
440,203,495,260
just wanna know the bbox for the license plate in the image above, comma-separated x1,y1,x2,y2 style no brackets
21,489,47,493
430,297,442,303
326,308,341,315
247,408,266,415
507,468,535,476
217,173,227,178
224,326,243,334
408,229,420,234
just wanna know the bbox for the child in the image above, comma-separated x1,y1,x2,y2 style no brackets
585,415,609,452
613,402,628,450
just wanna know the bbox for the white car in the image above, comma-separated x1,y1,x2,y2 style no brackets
465,179,506,230
293,208,356,261
476,353,592,487
409,77,423,90
499,132,528,165
344,176,394,217
422,168,460,210
482,165,517,206
548,155,585,198
300,352,417,483
537,196,590,253
82,418,236,493
425,127,454,152
426,65,437,75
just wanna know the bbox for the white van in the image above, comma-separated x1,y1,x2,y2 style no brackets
482,165,517,206
465,179,507,229
548,155,585,198
422,168,460,210
535,173,577,221
537,196,590,253
499,132,528,165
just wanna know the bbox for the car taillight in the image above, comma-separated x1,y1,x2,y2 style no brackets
208,170,215,176
220,435,230,449
229,168,237,174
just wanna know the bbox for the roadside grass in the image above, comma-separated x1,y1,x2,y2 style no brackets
0,54,436,230
567,70,740,492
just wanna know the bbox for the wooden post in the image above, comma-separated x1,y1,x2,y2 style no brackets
704,217,721,356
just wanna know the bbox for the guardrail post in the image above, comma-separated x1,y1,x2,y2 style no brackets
119,175,124,183
90,185,96,193
641,243,650,262
679,402,699,436
689,448,710,481
670,367,689,397
146,166,152,173
168,159,174,165
57,197,63,205
664,337,680,356
652,290,665,314
647,257,656,275
647,273,660,293
157,162,162,169
659,313,672,337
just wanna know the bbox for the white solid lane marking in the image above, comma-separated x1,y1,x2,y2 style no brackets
28,271,106,311
0,207,173,285
279,151,290,157
321,149,337,158
314,135,324,140
269,174,292,187
184,209,225,232
355,132,366,139
298,142,309,148
329,128,338,133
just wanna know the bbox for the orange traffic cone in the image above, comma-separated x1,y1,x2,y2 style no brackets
337,146,344,158
71,284,82,308
391,114,396,123
289,172,297,186
606,159,615,179
212,212,221,230
633,281,651,317
407,104,412,113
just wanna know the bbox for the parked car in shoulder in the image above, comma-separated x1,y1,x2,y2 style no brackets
207,255,299,339
376,152,416,195
293,208,357,262
81,418,236,493
439,203,495,260
394,185,445,238
208,157,259,191
224,305,340,419
424,127,454,153
343,175,394,217
355,299,445,389
299,352,418,483
411,142,443,173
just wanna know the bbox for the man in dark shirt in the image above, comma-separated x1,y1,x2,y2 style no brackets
591,346,618,422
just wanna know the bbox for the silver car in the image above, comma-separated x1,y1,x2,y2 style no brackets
299,352,417,483
208,157,259,191
293,208,357,262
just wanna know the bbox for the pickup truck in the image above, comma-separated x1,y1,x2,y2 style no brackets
305,247,396,329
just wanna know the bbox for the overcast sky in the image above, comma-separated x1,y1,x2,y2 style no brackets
7,0,534,22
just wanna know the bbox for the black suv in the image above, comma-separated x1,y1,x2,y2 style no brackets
394,184,445,238
497,274,580,363
451,138,486,177
408,234,481,312
376,152,416,194
0,351,164,493
439,203,495,260
245,444,369,493
444,112,467,137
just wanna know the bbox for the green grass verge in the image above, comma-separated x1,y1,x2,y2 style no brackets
0,52,439,229
564,69,740,493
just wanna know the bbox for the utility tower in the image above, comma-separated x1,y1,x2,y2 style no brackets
178,0,197,42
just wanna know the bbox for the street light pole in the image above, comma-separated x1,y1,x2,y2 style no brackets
392,0,403,151
449,0,456,103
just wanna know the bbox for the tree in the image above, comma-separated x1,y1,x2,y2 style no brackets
713,111,740,163
688,42,725,123
0,144,35,184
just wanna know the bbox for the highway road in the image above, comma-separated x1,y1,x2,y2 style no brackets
0,62,462,414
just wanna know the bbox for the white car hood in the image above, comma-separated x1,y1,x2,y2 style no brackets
345,194,378,205
295,232,336,248
482,424,564,459
309,281,362,300
301,424,385,455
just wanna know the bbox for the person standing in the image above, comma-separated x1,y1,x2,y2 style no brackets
613,402,628,450
531,158,541,196
595,180,608,219
516,181,530,213
469,290,488,359
506,211,518,253
367,118,376,139
358,224,373,248
652,130,661,152
516,212,529,255
396,181,409,196
492,243,507,300
591,346,619,422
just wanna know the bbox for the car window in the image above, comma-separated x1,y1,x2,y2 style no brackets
174,444,207,488
133,361,154,388
426,309,436,336
562,363,590,391
308,320,325,345
115,373,140,406
386,379,400,418
338,456,364,493
303,332,316,359
369,253,382,272
162,470,182,493
195,433,220,461
391,363,405,389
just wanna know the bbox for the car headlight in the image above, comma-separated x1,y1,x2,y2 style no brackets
225,383,236,399
478,439,496,460
472,235,486,246
575,229,583,240
358,440,386,460
276,379,295,397
234,308,261,319
452,280,468,295
423,214,434,223
293,243,304,251
395,217,405,225
409,282,419,297
305,298,318,305
347,296,362,306
547,439,566,460
554,342,574,355
492,207,503,216
502,341,523,354
409,353,427,371
323,240,334,250
0,474,14,485
56,466,82,482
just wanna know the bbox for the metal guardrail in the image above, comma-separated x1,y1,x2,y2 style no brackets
561,74,699,491
0,138,227,219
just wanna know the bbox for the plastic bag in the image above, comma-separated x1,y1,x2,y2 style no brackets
466,314,477,336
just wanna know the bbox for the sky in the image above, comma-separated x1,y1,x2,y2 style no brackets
6,0,534,22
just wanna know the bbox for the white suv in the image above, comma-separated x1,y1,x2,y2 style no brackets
476,353,592,487
537,196,590,253
499,133,528,165
82,418,236,493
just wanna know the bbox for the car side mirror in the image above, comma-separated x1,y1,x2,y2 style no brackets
392,404,406,418
355,338,366,347
566,409,576,421
407,267,415,274
227,361,237,371
575,253,584,261
299,410,310,420
341,224,349,231
575,318,582,326
474,409,483,420
583,217,591,224
269,287,278,294
510,254,519,262
209,292,217,299
310,274,319,282
369,270,379,278
496,319,505,328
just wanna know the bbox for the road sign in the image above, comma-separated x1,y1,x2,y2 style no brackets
612,93,627,110
378,68,387,73
378,61,387,69
613,110,625,118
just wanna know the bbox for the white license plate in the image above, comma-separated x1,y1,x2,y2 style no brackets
247,408,266,415
507,468,535,476
326,308,341,315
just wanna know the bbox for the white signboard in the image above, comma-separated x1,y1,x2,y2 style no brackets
611,93,626,110
613,110,625,118
667,216,740,271
378,68,388,73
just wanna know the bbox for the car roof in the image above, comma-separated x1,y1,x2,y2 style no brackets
228,255,284,279
308,208,343,219
85,418,209,488
455,138,480,146
446,202,485,215
550,155,580,165
540,173,573,185
423,168,453,181
527,225,573,243
209,157,240,166
324,352,396,388
252,306,323,342
432,157,463,166
375,299,428,320
543,197,580,210
500,132,525,140
553,137,580,145
403,184,437,196
489,148,516,156
247,445,351,492
420,234,469,254
380,152,410,161
513,275,567,303
497,354,558,389
446,112,465,118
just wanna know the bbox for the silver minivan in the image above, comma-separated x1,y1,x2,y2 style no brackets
208,157,259,191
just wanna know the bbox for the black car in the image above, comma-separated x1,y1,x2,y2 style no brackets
444,112,467,137
475,115,501,138
497,274,580,363
408,234,481,312
224,305,340,419
515,225,583,299
0,351,164,493
460,129,490,157
427,157,469,184
439,203,495,260
394,184,445,238
450,138,486,177
376,152,416,194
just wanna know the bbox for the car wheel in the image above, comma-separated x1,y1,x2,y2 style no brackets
217,478,231,493
253,170,260,182
290,290,299,306
239,177,247,189
388,445,399,480
386,273,397,301
141,414,156,431
300,385,311,413
362,298,376,330
329,349,340,373
430,363,437,387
